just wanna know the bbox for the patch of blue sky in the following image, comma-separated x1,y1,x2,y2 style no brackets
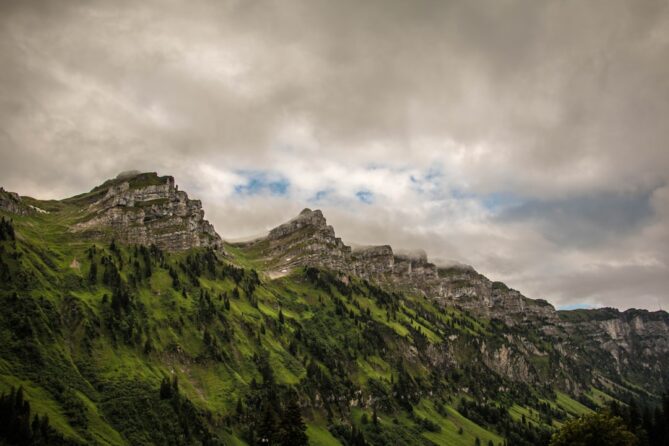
481,192,524,211
308,189,333,203
410,166,446,197
355,190,374,204
233,171,290,197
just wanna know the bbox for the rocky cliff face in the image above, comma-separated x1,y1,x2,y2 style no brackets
70,172,223,252
245,208,557,324
265,208,351,270
240,208,669,393
555,309,669,388
0,187,32,216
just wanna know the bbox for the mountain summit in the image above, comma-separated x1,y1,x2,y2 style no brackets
65,172,223,252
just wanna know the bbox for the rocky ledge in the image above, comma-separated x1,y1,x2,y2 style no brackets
0,187,32,216
246,208,556,323
70,172,223,252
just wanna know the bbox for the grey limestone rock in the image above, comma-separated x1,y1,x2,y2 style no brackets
71,172,223,252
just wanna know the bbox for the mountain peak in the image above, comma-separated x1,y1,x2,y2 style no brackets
70,172,222,252
267,208,329,240
296,207,326,223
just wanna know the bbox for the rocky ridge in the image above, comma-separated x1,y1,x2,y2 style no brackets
243,208,669,391
69,172,223,252
250,208,556,324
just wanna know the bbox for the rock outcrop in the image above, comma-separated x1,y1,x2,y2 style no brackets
0,187,32,216
70,172,223,252
555,308,669,389
243,208,557,324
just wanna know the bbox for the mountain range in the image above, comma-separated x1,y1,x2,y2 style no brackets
0,171,667,446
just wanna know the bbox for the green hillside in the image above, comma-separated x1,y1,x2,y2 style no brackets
0,185,665,446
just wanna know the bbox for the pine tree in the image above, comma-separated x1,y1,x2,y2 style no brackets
159,378,172,399
236,397,244,420
88,261,98,285
257,402,279,445
277,392,308,446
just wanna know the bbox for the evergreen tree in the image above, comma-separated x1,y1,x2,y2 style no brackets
257,402,279,445
277,392,308,446
159,378,173,399
88,261,97,285
0,386,59,445
0,217,15,241
236,397,244,420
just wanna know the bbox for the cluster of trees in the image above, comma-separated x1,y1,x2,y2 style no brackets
241,269,261,305
458,398,552,446
236,351,309,445
329,422,368,446
0,255,10,284
97,378,218,445
180,249,221,286
550,411,638,446
0,386,70,446
0,216,15,241
0,218,17,284
549,392,669,446
393,362,421,410
608,394,669,446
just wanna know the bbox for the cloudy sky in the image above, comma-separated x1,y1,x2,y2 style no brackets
1,0,668,311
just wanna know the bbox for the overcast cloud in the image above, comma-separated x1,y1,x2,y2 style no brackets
1,0,668,310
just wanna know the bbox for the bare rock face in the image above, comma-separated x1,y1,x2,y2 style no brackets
265,208,351,270
0,187,32,215
250,208,557,324
71,172,223,252
556,309,669,387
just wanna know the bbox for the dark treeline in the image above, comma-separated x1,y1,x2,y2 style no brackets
608,392,669,446
234,350,309,446
0,217,15,241
551,391,669,446
0,386,77,446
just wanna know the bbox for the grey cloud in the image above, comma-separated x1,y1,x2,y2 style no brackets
1,0,668,309
496,189,657,247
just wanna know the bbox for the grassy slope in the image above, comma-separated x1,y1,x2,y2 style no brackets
0,205,634,445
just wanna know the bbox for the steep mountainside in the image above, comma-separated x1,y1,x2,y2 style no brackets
0,172,667,446
67,171,223,252
237,208,669,393
243,209,571,324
